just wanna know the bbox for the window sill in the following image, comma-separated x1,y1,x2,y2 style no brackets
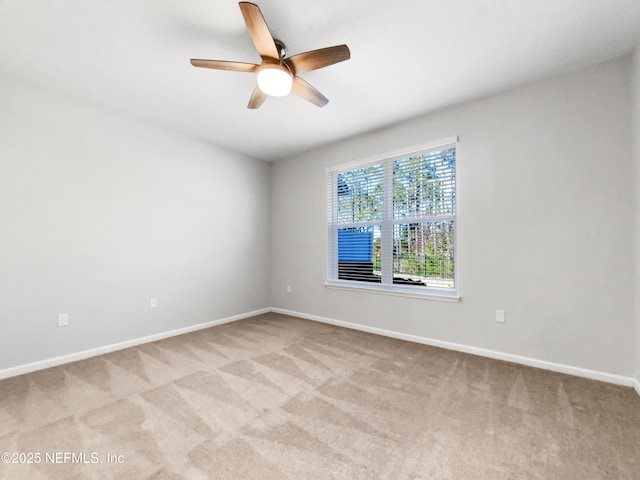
324,281,461,302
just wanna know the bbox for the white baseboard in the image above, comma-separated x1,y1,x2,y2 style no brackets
0,308,270,381
271,307,638,390
3,306,638,398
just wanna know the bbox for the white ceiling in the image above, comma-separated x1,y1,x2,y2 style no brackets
2,0,640,161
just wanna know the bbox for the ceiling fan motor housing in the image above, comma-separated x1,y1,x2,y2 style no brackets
274,39,287,60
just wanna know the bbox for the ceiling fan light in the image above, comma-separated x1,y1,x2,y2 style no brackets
257,67,293,96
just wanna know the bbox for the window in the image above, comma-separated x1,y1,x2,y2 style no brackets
327,137,458,299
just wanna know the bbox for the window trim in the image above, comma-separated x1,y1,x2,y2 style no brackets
326,136,459,301
324,281,461,302
325,136,459,173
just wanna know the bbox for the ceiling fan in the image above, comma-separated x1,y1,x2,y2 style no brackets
190,2,351,109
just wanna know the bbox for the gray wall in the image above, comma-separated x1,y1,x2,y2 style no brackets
0,79,271,371
271,57,635,377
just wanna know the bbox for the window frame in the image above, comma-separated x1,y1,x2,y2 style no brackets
326,136,460,302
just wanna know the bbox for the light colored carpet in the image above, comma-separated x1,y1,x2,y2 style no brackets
0,312,639,479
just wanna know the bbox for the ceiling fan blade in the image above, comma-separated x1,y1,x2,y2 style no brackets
190,59,259,72
239,2,279,60
291,76,329,107
247,86,267,109
285,45,351,74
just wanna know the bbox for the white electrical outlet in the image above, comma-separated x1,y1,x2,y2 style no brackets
495,309,505,323
286,285,292,294
150,298,158,308
57,313,69,327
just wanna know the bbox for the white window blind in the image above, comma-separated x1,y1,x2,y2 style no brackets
327,139,457,296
